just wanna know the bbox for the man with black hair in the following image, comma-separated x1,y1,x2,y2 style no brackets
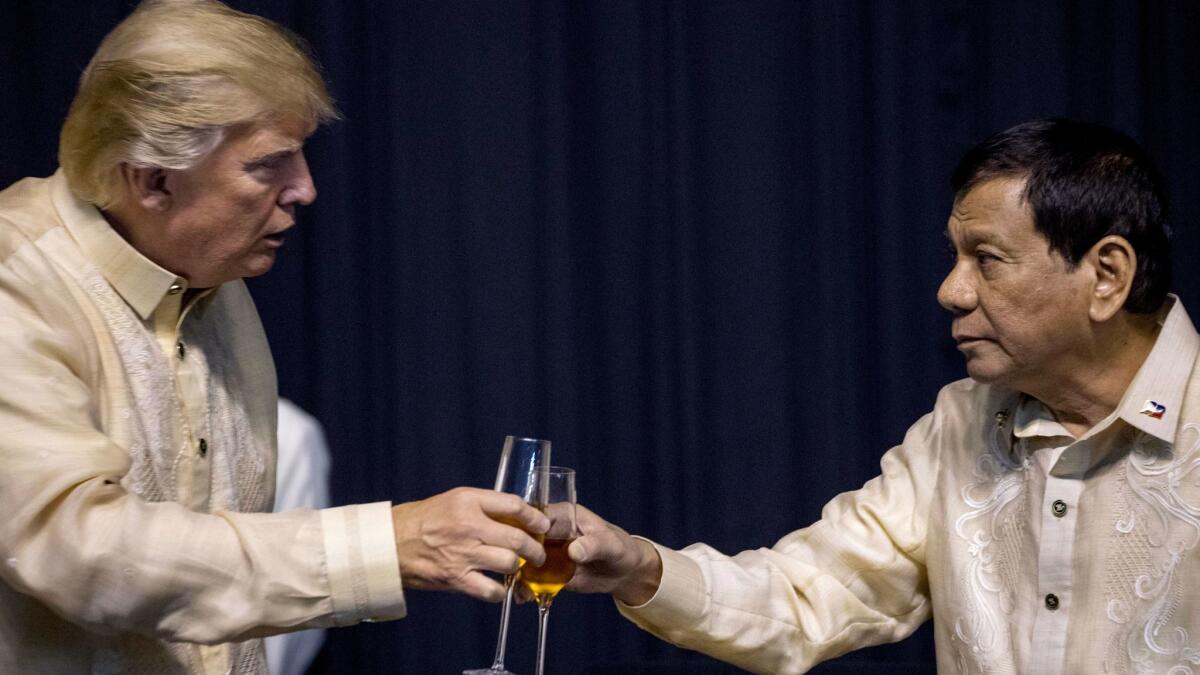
565,119,1198,674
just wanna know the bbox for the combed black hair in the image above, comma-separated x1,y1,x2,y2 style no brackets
951,118,1171,313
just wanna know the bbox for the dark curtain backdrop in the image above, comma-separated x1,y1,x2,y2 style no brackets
3,1,1200,673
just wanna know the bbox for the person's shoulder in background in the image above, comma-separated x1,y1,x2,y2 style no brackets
275,398,332,513
268,399,333,675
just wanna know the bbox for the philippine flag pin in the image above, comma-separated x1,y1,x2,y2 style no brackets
1140,400,1166,419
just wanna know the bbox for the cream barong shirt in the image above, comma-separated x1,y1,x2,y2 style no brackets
622,297,1200,674
0,172,404,674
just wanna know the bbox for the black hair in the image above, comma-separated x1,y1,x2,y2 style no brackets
951,118,1171,313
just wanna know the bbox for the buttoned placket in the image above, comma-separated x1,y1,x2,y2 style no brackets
155,284,229,675
151,282,212,513
1026,437,1085,675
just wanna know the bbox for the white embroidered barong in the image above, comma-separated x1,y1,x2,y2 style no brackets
621,297,1200,675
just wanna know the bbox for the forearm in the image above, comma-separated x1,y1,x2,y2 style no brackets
618,537,930,675
1,471,403,643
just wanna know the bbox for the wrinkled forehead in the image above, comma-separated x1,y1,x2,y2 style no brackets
222,116,316,149
945,177,1041,246
950,177,1028,221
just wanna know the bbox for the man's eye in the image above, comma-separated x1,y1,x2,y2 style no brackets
247,155,288,172
976,251,999,266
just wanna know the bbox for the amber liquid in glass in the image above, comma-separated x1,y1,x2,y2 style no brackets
520,538,575,598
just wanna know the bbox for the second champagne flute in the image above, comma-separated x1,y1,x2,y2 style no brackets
519,466,579,675
463,436,551,675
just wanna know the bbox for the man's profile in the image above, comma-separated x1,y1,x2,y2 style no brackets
0,2,547,672
566,118,1195,675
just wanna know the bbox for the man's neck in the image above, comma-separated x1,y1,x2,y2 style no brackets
1028,313,1161,438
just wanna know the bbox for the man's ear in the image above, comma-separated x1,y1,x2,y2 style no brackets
120,165,172,212
1085,235,1137,322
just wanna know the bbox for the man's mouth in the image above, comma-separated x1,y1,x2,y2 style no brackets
263,228,290,247
953,335,990,348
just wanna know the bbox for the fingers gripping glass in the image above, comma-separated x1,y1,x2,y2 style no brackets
463,436,552,675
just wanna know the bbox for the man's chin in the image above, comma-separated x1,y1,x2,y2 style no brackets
241,255,278,279
964,360,1008,385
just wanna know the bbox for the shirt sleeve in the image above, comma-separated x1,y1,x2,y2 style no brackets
617,405,945,674
0,253,405,646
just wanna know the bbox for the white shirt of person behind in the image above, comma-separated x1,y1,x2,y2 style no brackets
266,399,333,675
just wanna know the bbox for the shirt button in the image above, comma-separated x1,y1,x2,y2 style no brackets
167,282,184,295
1051,500,1068,518
1045,593,1060,610
176,341,186,360
198,438,208,458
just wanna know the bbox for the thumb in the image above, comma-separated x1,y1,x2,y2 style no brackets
568,537,593,564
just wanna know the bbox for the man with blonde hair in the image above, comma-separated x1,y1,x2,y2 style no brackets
0,2,547,673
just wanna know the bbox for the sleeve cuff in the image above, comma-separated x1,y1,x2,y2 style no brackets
616,538,707,628
320,502,406,625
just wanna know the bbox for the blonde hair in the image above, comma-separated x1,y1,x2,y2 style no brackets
59,0,338,208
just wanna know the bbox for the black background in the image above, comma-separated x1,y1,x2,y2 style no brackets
3,1,1199,673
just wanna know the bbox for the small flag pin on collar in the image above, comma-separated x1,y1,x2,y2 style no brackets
1140,400,1166,419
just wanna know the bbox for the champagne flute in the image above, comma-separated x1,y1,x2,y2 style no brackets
464,436,552,675
519,466,578,675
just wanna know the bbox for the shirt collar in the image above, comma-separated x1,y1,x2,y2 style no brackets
1011,296,1198,446
1112,295,1199,443
49,169,188,320
1012,394,1072,440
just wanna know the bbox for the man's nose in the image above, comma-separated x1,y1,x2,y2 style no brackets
937,262,976,315
282,152,317,206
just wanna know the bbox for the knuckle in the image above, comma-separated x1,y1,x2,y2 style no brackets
444,566,469,588
509,531,528,551
496,493,521,513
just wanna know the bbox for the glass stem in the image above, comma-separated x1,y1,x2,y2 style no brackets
489,575,517,669
534,599,552,675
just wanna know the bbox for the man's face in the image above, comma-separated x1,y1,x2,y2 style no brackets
937,177,1094,393
153,117,317,288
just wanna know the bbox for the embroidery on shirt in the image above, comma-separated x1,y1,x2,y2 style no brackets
84,270,269,673
951,409,1031,673
184,299,269,514
84,268,181,503
1106,425,1200,673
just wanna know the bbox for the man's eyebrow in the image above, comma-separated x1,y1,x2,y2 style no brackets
947,220,1005,245
246,147,299,165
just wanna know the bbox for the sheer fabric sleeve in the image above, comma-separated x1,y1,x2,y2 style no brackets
617,398,948,674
